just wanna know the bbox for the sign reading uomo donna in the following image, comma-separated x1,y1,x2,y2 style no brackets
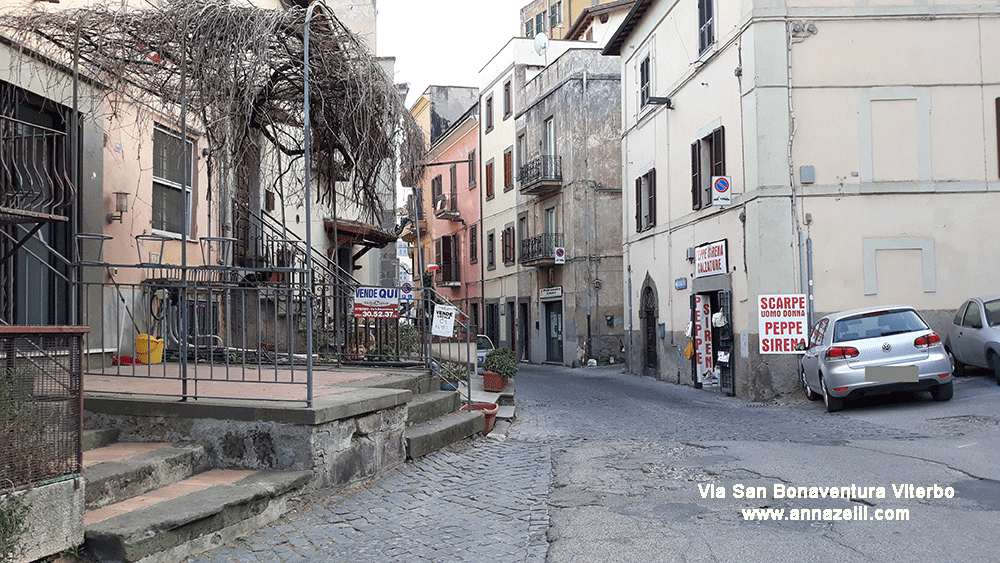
353,286,400,319
694,240,727,278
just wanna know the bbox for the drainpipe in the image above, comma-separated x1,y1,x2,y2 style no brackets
303,2,320,407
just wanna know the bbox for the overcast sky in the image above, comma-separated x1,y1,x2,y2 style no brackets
376,0,528,108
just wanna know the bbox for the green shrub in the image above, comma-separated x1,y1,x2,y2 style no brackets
440,361,468,382
483,347,517,378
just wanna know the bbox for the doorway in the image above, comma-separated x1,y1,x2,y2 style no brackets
519,301,529,361
545,300,563,362
642,286,657,372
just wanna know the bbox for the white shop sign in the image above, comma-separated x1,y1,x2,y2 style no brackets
758,294,808,354
694,240,727,278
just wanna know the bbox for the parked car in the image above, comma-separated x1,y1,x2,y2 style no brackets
476,334,495,374
945,295,1000,383
799,305,953,412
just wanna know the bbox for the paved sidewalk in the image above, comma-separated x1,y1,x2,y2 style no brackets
185,439,552,563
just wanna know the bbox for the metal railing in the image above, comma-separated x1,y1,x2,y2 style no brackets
0,326,86,491
517,155,562,190
520,232,564,263
0,114,74,221
76,250,475,406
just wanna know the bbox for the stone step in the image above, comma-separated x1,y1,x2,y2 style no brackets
85,469,311,563
84,442,212,511
405,410,483,460
338,370,436,396
82,427,121,451
407,390,460,425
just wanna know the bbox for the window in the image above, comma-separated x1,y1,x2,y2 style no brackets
518,215,528,261
487,230,496,269
525,18,534,38
635,168,656,232
485,159,495,199
449,163,457,210
536,12,545,34
690,126,725,210
486,95,494,131
436,234,460,283
549,1,562,29
543,117,555,155
469,224,478,264
501,224,516,265
962,302,983,329
152,126,194,235
431,174,443,210
468,149,476,188
516,133,526,171
698,0,715,54
503,80,512,119
503,147,514,191
639,55,651,107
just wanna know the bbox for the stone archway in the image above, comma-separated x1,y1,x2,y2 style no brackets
639,276,659,375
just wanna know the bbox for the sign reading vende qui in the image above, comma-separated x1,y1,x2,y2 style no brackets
353,286,400,319
758,294,808,354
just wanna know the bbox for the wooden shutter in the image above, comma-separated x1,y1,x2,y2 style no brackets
635,177,642,231
691,141,701,210
711,126,725,176
647,169,656,227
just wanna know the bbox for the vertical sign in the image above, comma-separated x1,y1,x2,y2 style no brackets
758,294,808,354
431,304,457,337
694,295,714,382
554,247,566,264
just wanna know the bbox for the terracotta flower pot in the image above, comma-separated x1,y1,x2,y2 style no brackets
460,402,499,435
482,370,508,392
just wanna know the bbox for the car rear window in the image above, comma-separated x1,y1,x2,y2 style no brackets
985,300,1000,327
832,309,928,343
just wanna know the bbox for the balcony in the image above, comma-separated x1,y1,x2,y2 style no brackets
518,155,562,195
520,232,564,267
434,262,460,287
432,193,461,221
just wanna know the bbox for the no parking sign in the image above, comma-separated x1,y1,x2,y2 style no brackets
554,247,566,264
712,176,732,206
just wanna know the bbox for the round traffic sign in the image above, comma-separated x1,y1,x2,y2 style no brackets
714,177,729,193
401,282,412,293
555,248,565,258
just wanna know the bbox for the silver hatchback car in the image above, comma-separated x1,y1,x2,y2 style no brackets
799,306,953,412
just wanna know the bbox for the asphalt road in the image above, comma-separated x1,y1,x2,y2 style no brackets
514,363,1000,563
186,363,1000,562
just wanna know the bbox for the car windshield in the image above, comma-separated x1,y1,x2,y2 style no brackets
832,309,927,343
476,336,493,350
985,299,1000,327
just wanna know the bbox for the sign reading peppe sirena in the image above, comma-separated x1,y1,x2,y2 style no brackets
758,294,807,354
694,240,727,278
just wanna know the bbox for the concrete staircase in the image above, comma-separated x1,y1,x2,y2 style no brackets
81,431,310,563
77,369,488,561
389,372,484,460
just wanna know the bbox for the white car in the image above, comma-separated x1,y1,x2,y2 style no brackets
476,334,494,374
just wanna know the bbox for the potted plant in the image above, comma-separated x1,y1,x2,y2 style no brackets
482,347,516,392
439,361,467,391
460,401,499,435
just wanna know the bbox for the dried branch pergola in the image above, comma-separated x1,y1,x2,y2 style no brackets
0,0,424,225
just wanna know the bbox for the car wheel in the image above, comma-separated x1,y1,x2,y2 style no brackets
801,368,819,401
822,377,844,413
989,353,1000,386
930,381,953,401
946,348,965,376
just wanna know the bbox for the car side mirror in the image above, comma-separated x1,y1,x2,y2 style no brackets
794,341,807,352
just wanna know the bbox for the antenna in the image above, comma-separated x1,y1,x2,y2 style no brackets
534,32,549,57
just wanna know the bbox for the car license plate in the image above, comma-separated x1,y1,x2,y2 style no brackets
865,365,918,383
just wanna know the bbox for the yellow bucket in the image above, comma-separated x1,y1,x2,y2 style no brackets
135,334,164,365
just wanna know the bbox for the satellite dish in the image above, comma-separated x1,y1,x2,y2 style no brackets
534,32,549,56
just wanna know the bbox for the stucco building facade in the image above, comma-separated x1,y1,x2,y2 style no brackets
607,0,1000,399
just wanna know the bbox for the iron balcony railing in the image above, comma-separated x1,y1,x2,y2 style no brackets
517,155,562,194
520,232,564,264
0,114,74,222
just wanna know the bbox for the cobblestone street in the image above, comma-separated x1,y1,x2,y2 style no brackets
186,440,551,563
